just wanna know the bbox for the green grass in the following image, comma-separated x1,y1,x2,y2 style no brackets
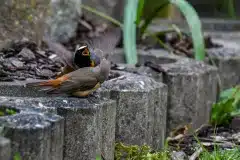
199,147,240,160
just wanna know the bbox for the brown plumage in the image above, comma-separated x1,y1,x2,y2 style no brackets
27,58,110,97
43,27,121,76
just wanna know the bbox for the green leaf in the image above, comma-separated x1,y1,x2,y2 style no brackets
123,0,138,64
170,0,205,61
210,98,235,126
219,87,237,101
140,1,170,36
80,4,123,28
136,0,145,26
13,153,21,160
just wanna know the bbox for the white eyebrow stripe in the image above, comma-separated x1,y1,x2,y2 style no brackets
78,46,87,50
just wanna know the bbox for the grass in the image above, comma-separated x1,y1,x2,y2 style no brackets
199,147,240,160
114,141,240,160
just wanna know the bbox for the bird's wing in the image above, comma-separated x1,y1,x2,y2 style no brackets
46,68,99,94
43,36,75,69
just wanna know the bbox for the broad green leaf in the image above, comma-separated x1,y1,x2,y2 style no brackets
210,98,235,126
123,0,138,64
219,87,237,101
170,0,205,61
136,0,145,25
140,1,170,36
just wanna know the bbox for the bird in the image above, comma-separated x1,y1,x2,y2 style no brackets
43,27,121,76
26,58,110,97
43,37,100,77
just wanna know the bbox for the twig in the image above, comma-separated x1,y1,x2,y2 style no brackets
189,147,203,160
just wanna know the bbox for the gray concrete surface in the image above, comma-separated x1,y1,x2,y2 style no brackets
0,96,116,160
97,71,168,149
110,49,218,134
0,136,11,160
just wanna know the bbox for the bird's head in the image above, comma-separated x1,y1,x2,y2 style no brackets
73,45,100,68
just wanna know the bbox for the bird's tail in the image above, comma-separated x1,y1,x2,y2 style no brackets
26,80,55,87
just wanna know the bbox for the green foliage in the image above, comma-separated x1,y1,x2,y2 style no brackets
123,0,138,64
170,0,205,61
96,155,101,160
114,142,170,160
139,1,170,36
210,85,240,126
13,153,21,160
216,0,236,19
199,147,240,160
136,0,145,26
0,107,17,116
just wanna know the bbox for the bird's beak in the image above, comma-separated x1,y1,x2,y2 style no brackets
82,48,90,56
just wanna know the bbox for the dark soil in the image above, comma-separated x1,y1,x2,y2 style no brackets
0,40,63,81
0,16,105,82
167,119,240,157
143,32,223,58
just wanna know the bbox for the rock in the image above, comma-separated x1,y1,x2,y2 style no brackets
46,0,82,43
18,47,36,61
171,151,187,160
0,136,11,160
10,58,24,68
0,0,50,46
36,68,54,78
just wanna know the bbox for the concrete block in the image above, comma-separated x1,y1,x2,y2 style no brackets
0,136,11,160
206,39,240,90
147,19,240,90
109,48,218,134
97,71,168,149
0,96,116,160
0,107,52,160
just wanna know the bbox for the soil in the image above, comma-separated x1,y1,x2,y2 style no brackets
167,119,240,157
0,15,106,82
142,32,223,58
0,40,63,81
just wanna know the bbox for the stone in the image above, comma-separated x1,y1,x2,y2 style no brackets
46,0,82,43
109,48,218,134
0,0,51,46
97,70,168,150
171,151,187,160
10,58,24,68
0,136,11,160
18,47,36,61
0,96,116,160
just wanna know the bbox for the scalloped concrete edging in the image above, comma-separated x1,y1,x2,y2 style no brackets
109,48,218,133
0,136,11,160
97,71,168,149
205,39,240,90
147,19,240,89
0,96,116,160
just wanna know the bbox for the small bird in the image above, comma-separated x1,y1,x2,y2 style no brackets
43,27,121,76
43,37,100,77
26,58,110,97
